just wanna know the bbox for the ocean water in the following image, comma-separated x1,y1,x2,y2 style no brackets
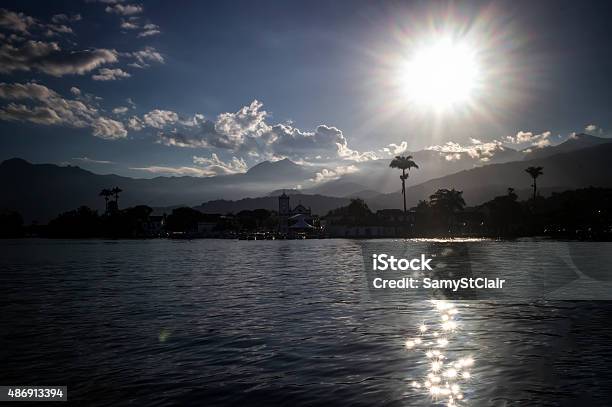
1,238,612,406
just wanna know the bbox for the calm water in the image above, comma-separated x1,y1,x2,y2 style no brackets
1,238,612,406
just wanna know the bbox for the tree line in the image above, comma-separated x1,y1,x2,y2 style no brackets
0,157,609,240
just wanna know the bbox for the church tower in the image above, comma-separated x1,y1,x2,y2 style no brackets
278,191,290,234
279,191,290,216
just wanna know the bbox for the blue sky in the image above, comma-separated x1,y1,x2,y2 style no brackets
1,0,611,178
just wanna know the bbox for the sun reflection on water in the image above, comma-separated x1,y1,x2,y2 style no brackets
406,300,474,406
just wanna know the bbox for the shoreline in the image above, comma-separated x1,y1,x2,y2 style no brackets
1,235,610,242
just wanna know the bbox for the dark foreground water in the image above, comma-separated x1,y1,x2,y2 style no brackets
1,238,612,406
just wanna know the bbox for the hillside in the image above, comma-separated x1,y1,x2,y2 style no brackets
3,138,611,223
522,133,612,160
194,194,350,216
0,158,316,223
369,143,612,209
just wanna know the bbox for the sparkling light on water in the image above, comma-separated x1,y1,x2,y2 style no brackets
406,300,474,405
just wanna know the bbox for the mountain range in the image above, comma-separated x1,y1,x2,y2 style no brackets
302,133,610,198
371,142,612,210
1,133,610,222
0,157,317,222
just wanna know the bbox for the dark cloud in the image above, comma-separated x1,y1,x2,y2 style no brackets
51,14,82,24
0,40,118,76
0,103,62,125
0,8,36,33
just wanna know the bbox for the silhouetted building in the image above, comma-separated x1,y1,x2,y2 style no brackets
143,215,166,236
278,191,312,234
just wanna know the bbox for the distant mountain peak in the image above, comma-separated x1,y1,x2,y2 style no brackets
247,158,297,173
1,157,31,167
565,133,611,144
521,132,611,160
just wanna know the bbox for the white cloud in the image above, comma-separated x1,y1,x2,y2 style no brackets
127,115,143,130
119,19,161,38
506,131,533,144
212,99,269,149
192,153,248,176
426,140,506,162
269,122,377,162
310,165,358,183
125,46,164,68
585,124,599,133
0,9,79,40
112,106,128,114
120,19,139,29
444,153,462,161
137,23,160,37
534,137,551,148
337,143,378,162
143,109,178,129
105,4,143,15
70,86,81,96
383,141,408,155
73,156,114,164
44,24,74,36
149,100,375,165
132,154,248,178
92,117,127,139
0,81,127,139
129,165,210,177
505,130,551,147
92,67,131,81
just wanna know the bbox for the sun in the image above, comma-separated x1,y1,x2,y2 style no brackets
398,38,480,110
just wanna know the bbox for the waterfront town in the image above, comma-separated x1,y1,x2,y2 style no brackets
1,181,611,241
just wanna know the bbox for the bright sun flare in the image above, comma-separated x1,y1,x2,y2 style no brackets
399,38,480,110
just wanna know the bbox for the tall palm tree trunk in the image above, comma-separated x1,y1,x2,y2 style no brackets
401,168,406,214
532,178,537,201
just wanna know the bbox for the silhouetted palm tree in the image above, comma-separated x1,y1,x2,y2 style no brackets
99,188,112,213
389,155,419,214
430,188,466,213
429,188,466,234
111,187,123,208
525,166,543,201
